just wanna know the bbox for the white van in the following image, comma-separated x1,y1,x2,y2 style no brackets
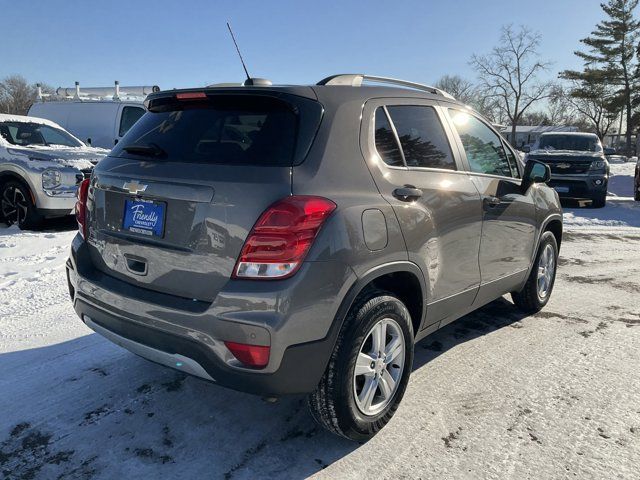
28,82,159,149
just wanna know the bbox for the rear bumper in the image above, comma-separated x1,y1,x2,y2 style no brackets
548,174,607,200
67,235,355,396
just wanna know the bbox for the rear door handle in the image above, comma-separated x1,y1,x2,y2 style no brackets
393,185,423,202
483,196,501,209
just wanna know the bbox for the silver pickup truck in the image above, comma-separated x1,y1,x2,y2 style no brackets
0,113,107,229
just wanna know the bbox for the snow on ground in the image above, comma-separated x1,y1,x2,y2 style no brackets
563,160,639,232
1,178,639,479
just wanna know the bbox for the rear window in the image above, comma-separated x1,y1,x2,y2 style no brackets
112,95,301,166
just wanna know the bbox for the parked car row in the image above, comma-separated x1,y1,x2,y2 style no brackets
7,73,637,439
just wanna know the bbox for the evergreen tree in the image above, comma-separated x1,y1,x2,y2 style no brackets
561,0,640,152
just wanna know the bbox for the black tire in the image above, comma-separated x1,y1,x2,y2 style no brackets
307,290,414,442
634,187,640,202
0,180,43,230
590,194,606,208
511,231,558,314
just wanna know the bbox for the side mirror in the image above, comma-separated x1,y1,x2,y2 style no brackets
86,138,92,146
521,145,531,153
521,160,551,193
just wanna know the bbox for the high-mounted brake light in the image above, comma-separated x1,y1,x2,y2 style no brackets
224,341,270,369
75,178,90,239
175,92,207,100
233,196,337,280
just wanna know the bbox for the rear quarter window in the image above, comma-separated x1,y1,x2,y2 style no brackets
385,106,456,170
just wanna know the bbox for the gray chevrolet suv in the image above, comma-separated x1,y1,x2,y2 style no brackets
67,74,563,441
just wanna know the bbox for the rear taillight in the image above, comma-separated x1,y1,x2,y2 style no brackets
233,195,336,279
75,178,90,239
224,341,270,369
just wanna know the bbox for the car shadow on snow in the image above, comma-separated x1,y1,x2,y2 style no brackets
412,297,529,370
0,215,77,235
0,298,530,479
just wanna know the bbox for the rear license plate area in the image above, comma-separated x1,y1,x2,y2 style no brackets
123,199,166,237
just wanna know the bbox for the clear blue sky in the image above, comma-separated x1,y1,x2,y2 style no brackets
1,0,610,90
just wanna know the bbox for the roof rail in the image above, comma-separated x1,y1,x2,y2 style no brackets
37,81,160,102
316,74,455,100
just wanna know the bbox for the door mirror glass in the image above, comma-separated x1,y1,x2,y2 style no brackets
522,160,550,191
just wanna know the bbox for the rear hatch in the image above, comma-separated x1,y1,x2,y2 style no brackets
86,89,323,302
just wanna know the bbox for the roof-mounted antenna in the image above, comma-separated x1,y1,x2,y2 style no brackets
227,22,250,81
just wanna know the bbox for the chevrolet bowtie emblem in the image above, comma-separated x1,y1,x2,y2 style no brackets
556,163,571,169
123,180,147,194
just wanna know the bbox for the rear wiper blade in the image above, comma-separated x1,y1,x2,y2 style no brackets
122,143,166,158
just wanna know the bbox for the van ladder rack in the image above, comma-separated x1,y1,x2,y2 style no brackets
36,81,160,102
316,74,455,100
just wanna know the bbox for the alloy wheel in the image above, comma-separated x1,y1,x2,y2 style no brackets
537,243,555,299
1,185,29,227
353,317,405,416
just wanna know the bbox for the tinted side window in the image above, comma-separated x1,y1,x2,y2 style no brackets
386,106,456,170
448,109,513,177
503,143,521,178
374,107,404,167
119,106,146,137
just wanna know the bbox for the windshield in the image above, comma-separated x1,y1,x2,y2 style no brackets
537,134,601,152
0,121,83,148
112,95,299,166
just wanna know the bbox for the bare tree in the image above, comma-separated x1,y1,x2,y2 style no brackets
519,110,550,126
0,75,52,115
434,75,506,123
434,75,476,104
470,25,553,144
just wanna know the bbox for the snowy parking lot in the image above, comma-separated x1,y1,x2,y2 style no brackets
1,162,639,479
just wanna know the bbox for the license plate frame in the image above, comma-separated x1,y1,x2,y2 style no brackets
122,198,166,238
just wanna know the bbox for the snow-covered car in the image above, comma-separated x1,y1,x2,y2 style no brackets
0,114,108,229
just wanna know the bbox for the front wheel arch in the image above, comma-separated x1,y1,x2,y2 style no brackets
0,172,37,206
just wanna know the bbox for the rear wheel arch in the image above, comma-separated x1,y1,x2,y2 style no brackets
335,263,426,343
